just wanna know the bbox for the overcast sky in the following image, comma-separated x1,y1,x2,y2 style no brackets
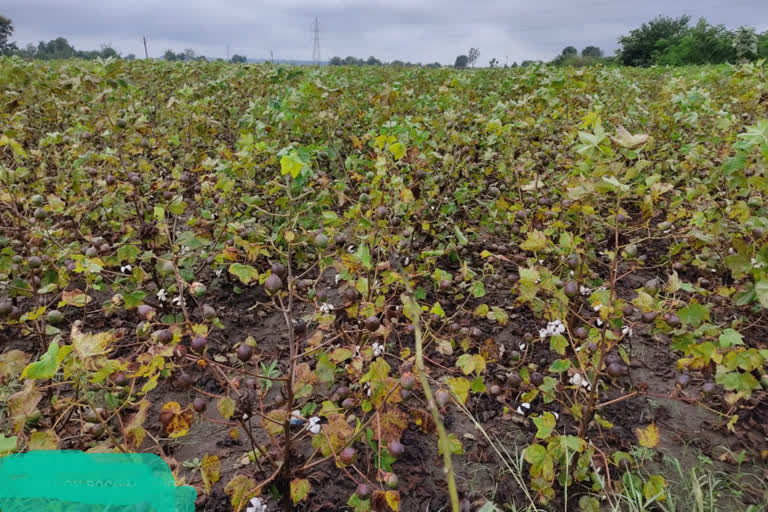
4,0,767,64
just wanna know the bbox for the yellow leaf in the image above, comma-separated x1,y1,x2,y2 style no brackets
71,325,114,360
446,377,469,404
28,429,59,450
290,478,311,504
384,490,400,511
635,423,660,449
200,454,221,495
217,397,235,420
60,289,93,307
224,474,259,510
161,401,194,438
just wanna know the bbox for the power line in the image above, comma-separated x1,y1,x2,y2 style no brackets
312,17,321,65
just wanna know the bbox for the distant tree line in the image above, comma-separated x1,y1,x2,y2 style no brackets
328,55,441,67
0,15,247,63
616,15,767,66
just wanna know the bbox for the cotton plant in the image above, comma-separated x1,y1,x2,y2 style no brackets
539,319,566,339
246,497,268,512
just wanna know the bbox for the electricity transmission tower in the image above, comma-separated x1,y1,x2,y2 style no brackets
312,17,321,65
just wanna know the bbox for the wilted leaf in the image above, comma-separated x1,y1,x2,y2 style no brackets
123,399,151,448
161,401,194,438
224,474,259,511
520,230,547,252
290,478,311,504
410,408,436,433
311,413,353,457
0,350,29,380
635,423,660,449
71,327,114,361
373,406,407,444
262,409,287,436
9,380,42,432
610,125,648,149
60,289,92,307
217,397,236,420
28,429,59,450
372,490,400,512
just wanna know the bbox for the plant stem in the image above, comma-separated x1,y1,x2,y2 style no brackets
396,260,460,512
579,194,621,439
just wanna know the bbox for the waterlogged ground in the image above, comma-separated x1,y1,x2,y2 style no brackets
1,58,767,511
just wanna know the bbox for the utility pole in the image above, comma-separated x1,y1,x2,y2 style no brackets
312,16,321,65
143,36,149,60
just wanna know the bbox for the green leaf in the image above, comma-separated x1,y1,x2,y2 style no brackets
643,474,667,502
438,432,463,455
678,303,709,327
453,225,468,245
533,412,556,439
117,244,140,263
470,376,486,393
21,340,60,380
755,279,768,308
123,290,146,309
524,444,554,481
355,244,372,270
550,335,567,355
228,263,259,285
280,151,305,178
471,281,486,298
519,267,540,282
520,230,548,252
578,496,600,512
0,434,18,456
389,142,406,160
718,329,744,349
548,359,570,373
430,302,445,318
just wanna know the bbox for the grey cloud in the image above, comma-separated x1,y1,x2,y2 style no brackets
4,0,767,64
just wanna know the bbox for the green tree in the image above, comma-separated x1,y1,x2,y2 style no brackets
36,37,76,59
561,46,578,57
760,31,768,58
454,54,468,68
328,56,343,65
581,46,602,58
656,19,735,65
0,15,17,55
467,47,480,67
163,49,179,61
618,15,690,66
732,26,758,61
365,56,381,66
230,54,247,63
